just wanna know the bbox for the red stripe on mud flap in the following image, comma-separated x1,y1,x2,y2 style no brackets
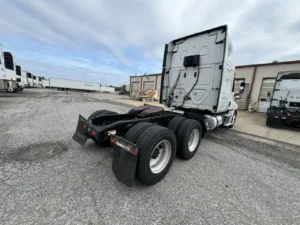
110,136,138,156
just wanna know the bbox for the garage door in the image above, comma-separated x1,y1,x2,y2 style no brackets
143,81,154,90
257,78,276,112
131,82,140,91
131,82,140,97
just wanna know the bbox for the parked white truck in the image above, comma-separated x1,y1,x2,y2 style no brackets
26,72,34,87
15,65,24,91
32,75,40,87
21,70,29,87
42,79,50,88
266,71,300,128
38,77,43,86
73,25,244,186
0,44,17,92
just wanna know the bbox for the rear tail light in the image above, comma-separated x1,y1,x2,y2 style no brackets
110,138,117,144
91,130,97,136
83,124,87,129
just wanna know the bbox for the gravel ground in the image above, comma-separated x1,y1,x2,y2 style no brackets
0,89,300,225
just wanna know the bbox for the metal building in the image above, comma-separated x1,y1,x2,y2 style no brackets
235,60,300,112
130,73,161,98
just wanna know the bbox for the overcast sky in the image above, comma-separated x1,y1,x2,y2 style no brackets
1,0,299,85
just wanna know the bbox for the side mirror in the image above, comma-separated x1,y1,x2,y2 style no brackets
239,82,245,94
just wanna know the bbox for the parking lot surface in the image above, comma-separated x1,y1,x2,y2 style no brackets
1,89,300,225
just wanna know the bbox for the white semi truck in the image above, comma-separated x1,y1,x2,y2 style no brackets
42,79,50,88
21,70,29,87
73,25,244,186
38,77,43,86
26,72,34,87
32,75,40,87
266,71,300,128
15,65,24,91
0,44,17,92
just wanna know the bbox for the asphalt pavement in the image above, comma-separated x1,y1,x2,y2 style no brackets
0,89,299,225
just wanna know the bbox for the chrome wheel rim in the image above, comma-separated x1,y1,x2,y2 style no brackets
188,129,200,152
150,140,172,174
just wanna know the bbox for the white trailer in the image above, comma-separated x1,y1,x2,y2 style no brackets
42,79,50,88
49,77,100,91
100,85,115,93
21,70,29,87
0,44,17,92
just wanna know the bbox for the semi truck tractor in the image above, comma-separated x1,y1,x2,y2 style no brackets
15,65,24,91
38,77,43,86
32,75,40,87
21,70,29,87
42,79,50,88
266,71,300,128
73,25,243,186
0,44,17,92
27,72,33,87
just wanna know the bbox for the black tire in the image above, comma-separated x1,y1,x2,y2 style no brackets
177,119,202,160
124,122,156,143
136,126,176,185
128,108,135,114
88,110,118,120
167,117,185,134
88,110,118,146
228,110,237,128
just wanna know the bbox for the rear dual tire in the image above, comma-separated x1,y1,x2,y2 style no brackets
167,117,202,160
125,118,202,185
176,119,202,159
124,122,156,143
135,126,176,185
124,123,176,185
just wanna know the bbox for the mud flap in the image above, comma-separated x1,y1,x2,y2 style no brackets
111,135,138,187
72,115,88,145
